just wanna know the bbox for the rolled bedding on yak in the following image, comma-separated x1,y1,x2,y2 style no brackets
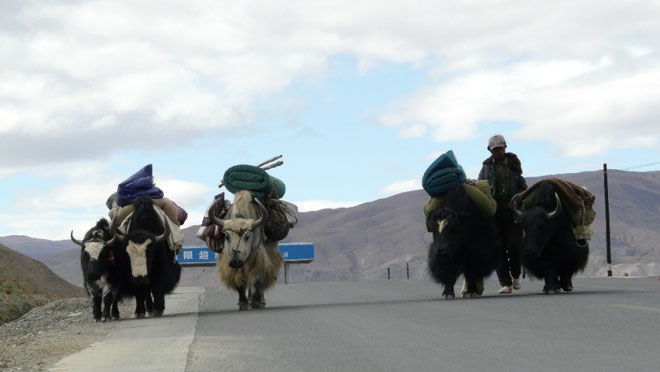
422,150,466,197
115,164,164,206
223,164,286,200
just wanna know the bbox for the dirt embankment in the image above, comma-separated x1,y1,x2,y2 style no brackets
0,297,134,371
0,243,84,324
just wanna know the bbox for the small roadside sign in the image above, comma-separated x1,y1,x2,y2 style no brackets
278,242,314,263
177,246,217,266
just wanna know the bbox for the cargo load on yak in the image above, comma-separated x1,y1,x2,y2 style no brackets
517,178,596,241
422,151,497,231
107,164,187,252
197,155,298,253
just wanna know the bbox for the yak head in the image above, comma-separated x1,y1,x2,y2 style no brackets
113,222,169,286
429,208,468,263
71,218,113,282
514,189,563,258
211,190,268,268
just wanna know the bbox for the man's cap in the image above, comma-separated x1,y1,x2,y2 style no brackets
488,134,507,151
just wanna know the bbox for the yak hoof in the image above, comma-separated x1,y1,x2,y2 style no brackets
135,312,146,319
152,310,163,317
562,286,573,292
238,302,250,310
250,301,266,309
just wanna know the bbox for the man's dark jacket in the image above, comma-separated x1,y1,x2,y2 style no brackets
478,153,527,204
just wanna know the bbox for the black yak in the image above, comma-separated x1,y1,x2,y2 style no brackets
514,181,590,294
115,196,181,318
70,218,121,322
427,184,498,299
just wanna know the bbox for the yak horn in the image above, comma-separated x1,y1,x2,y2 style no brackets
209,204,225,229
70,231,84,247
546,193,562,219
154,219,170,244
513,205,524,218
106,219,126,245
252,197,268,228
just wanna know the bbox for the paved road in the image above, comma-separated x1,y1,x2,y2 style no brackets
187,277,659,372
53,277,660,371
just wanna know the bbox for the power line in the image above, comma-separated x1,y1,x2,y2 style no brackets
621,161,660,171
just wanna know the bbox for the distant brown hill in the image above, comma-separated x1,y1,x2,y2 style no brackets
4,170,659,286
0,243,84,324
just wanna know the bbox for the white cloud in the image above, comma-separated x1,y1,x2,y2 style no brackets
293,200,364,212
383,59,660,156
158,179,211,207
398,124,427,138
380,179,421,195
2,0,659,170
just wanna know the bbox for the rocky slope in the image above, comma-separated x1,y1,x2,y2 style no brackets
0,243,84,325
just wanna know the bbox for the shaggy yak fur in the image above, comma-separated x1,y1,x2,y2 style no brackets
116,196,182,318
71,218,123,322
515,181,589,294
211,190,283,310
427,184,498,299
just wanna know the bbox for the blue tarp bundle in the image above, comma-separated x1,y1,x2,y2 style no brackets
422,150,466,196
116,164,164,206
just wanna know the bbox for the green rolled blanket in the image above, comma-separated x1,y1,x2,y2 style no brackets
223,164,286,200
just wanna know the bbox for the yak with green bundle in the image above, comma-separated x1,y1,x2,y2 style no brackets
203,156,296,310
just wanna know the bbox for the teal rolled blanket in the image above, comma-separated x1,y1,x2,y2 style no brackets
223,165,286,199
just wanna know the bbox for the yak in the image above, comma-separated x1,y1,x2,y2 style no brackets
514,181,589,294
427,184,498,299
210,190,283,310
71,218,121,322
114,196,181,318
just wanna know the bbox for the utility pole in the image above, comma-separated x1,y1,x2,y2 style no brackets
387,267,390,280
603,163,612,277
406,262,410,280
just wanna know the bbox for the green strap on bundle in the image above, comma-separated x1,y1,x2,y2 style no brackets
223,164,286,200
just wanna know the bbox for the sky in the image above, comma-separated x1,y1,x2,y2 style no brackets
1,0,659,240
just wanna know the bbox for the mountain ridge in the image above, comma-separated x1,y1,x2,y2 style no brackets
2,169,659,286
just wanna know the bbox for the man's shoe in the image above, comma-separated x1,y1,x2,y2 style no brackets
513,278,521,290
498,286,513,294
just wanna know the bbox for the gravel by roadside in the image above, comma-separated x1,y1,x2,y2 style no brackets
0,297,135,371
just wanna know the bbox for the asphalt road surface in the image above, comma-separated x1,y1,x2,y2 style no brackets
54,277,660,371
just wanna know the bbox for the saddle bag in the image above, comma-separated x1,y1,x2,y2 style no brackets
264,199,297,241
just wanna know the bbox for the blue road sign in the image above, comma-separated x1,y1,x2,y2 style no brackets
278,242,314,263
177,246,217,266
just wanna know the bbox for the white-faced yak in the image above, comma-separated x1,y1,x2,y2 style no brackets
210,190,284,310
114,196,181,318
427,184,498,299
71,218,121,322
514,181,589,294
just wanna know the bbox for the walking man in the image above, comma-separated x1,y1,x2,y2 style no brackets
479,135,528,294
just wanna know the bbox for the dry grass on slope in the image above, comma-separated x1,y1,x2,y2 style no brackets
0,243,84,325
